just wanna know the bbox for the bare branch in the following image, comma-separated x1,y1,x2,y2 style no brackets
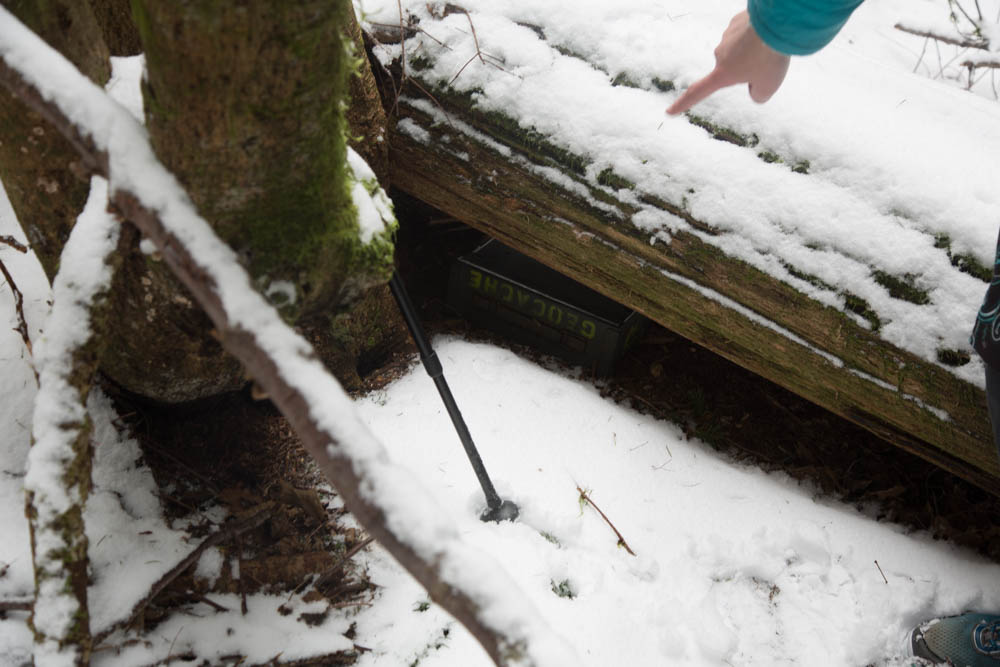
962,59,1000,69
894,22,990,50
23,175,119,664
0,235,28,253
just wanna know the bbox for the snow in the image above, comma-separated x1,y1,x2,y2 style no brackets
0,0,999,665
347,146,397,244
349,337,1000,666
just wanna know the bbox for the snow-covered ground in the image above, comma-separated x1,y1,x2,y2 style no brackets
3,0,1000,665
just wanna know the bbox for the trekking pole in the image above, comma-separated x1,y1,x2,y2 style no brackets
389,272,519,523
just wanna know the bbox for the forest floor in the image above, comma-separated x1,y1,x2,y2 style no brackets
94,192,1000,665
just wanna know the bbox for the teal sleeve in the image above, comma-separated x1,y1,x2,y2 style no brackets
747,0,865,56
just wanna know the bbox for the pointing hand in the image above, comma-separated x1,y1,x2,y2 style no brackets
666,11,790,115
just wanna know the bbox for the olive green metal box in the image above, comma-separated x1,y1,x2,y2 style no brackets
448,239,646,376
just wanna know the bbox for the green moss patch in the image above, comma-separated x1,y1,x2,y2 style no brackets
782,262,836,292
651,77,676,92
687,114,759,147
597,167,635,191
937,348,972,367
843,292,882,332
872,270,931,305
935,233,992,282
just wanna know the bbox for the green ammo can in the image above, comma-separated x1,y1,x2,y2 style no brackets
448,239,647,376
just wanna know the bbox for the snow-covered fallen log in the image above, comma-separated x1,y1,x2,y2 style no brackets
368,0,1000,492
0,8,577,666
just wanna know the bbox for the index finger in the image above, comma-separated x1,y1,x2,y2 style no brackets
666,69,727,115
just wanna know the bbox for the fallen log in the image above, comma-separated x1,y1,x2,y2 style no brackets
384,81,998,493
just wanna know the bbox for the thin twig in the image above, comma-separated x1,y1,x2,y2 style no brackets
962,59,1000,70
0,235,28,253
913,36,930,74
193,594,228,613
894,23,989,49
875,560,889,584
0,599,32,612
93,504,273,644
464,10,486,65
576,486,636,556
446,7,511,86
0,257,34,363
313,536,375,590
952,0,981,32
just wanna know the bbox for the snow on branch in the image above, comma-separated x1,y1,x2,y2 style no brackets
26,177,120,666
894,22,990,50
0,8,577,666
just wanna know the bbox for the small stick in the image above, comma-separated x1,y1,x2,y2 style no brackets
192,594,228,613
875,560,888,584
962,59,1000,70
0,235,28,253
313,536,375,590
0,257,34,363
576,486,636,556
0,599,32,612
93,504,272,644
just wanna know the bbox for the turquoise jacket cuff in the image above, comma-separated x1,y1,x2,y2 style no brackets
748,0,864,55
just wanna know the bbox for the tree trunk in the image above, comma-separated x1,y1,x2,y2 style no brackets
0,0,109,279
94,0,400,402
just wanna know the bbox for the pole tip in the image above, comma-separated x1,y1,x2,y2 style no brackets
480,499,519,523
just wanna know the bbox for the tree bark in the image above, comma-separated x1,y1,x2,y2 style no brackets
86,0,141,56
0,0,108,279
94,0,400,402
346,7,390,184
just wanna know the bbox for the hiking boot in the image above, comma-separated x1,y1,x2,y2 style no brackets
911,614,1000,665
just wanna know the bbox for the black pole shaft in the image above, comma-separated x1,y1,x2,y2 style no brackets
389,273,503,511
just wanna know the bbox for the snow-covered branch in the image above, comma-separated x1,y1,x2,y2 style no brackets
894,22,990,49
26,177,120,666
0,8,576,666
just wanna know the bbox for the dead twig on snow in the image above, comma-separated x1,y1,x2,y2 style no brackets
313,536,375,590
93,503,273,644
0,257,34,364
576,485,636,556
